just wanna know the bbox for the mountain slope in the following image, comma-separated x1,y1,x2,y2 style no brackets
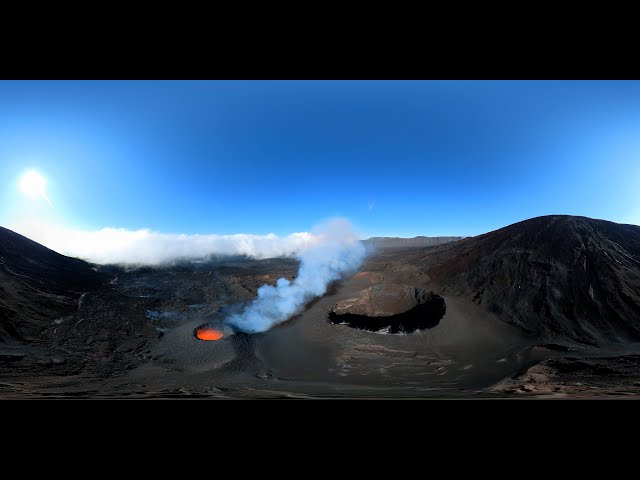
378,216,640,345
0,226,105,343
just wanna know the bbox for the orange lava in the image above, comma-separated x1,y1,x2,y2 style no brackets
196,327,224,341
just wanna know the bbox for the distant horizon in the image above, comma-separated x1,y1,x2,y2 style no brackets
0,214,640,266
7,210,636,239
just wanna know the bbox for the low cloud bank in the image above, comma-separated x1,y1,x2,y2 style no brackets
9,222,319,265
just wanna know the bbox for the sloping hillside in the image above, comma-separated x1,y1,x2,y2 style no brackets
374,216,640,345
0,226,105,343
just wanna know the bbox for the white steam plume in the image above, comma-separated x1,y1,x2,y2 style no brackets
226,218,366,333
8,222,319,266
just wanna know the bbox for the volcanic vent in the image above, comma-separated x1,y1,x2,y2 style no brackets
195,324,225,341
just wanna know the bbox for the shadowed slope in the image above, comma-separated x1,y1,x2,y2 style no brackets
0,226,105,343
386,216,640,344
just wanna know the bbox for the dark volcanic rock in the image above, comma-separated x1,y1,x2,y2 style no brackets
330,284,446,333
495,354,640,396
0,347,27,361
0,226,106,343
377,215,640,344
0,224,300,382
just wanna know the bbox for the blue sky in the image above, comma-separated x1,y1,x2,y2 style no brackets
1,80,640,238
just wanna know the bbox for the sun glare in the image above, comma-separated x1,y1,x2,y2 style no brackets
18,170,51,205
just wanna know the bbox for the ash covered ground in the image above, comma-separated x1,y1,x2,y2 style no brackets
2,215,640,398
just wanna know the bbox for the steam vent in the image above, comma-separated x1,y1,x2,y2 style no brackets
329,283,446,333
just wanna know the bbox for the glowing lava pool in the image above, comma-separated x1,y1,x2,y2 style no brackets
195,325,224,341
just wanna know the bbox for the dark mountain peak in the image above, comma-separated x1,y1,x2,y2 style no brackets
393,215,640,345
449,215,640,265
516,214,638,239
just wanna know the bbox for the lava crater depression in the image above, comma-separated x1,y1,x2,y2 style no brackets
328,283,446,333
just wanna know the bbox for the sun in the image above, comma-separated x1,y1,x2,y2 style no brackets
18,170,51,205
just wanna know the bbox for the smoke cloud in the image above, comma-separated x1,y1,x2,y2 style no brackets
8,222,319,266
226,218,366,333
